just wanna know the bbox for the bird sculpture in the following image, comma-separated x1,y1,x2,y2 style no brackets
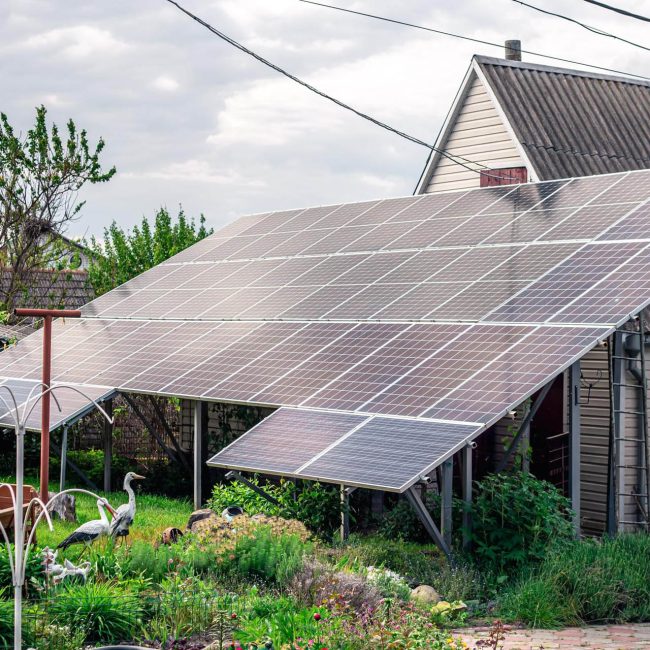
56,498,115,556
109,472,145,544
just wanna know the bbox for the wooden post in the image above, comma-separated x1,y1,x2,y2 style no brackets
441,458,453,547
193,400,208,509
462,444,473,551
103,399,113,493
569,362,581,536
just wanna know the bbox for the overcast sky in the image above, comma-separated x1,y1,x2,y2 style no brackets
2,0,649,238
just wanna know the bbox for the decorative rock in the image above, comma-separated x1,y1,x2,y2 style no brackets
160,527,184,545
411,584,442,604
186,508,218,531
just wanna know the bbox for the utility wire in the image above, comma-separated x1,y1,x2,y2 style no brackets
164,0,518,181
298,0,650,81
582,0,650,23
512,0,650,52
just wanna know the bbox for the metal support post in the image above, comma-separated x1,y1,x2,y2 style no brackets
607,332,624,535
59,425,68,492
569,361,581,536
340,485,350,542
193,400,208,509
404,487,452,560
496,380,554,473
461,444,473,551
225,471,282,506
441,458,453,547
103,399,113,493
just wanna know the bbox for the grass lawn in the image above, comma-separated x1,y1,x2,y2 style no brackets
0,474,193,548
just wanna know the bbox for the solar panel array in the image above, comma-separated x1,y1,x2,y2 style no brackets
1,169,650,489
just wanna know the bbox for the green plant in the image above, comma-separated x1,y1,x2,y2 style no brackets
498,533,650,626
429,600,468,627
229,528,308,587
365,566,411,602
469,472,573,575
0,544,42,591
49,581,144,643
209,477,341,538
0,595,12,648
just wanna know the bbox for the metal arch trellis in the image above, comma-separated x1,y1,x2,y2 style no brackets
0,382,113,650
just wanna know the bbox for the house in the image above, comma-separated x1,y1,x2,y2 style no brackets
416,49,650,194
416,45,650,535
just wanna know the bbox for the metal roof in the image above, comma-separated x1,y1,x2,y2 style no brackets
475,56,650,180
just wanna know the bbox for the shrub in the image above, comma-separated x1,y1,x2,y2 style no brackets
499,533,650,626
0,544,42,591
469,472,573,575
49,581,144,643
365,566,411,602
0,595,12,648
229,528,308,587
209,477,341,538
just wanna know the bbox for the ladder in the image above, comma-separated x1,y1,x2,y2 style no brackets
607,314,650,534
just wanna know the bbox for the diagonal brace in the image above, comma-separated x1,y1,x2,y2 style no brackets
404,487,452,560
225,471,282,507
496,379,554,473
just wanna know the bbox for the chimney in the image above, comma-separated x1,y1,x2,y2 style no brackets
505,40,522,61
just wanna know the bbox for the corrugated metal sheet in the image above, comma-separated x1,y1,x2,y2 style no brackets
477,56,650,180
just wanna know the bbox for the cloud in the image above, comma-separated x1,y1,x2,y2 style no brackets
24,25,128,59
152,75,180,92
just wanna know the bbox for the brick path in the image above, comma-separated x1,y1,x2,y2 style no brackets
457,623,650,649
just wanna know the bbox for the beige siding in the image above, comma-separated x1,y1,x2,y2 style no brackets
424,72,525,194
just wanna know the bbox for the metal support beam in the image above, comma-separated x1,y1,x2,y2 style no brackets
496,380,554,473
568,361,581,536
340,485,356,542
607,332,624,535
441,458,453,547
404,487,452,560
59,425,68,492
50,439,98,491
147,395,192,473
226,470,282,507
194,400,208,509
462,444,473,551
122,393,180,465
103,399,113,493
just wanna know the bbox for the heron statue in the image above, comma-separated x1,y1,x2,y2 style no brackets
109,472,145,544
56,498,115,556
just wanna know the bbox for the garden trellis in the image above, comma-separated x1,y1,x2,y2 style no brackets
0,382,113,650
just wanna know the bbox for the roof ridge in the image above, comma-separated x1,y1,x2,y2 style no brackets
474,54,650,87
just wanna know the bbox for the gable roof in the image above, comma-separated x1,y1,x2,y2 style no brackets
476,56,650,180
417,55,650,192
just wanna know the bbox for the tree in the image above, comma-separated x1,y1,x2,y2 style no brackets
0,105,115,315
86,206,212,296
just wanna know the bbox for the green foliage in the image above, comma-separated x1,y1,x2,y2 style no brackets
0,594,12,648
0,544,42,591
229,528,308,587
499,533,650,626
209,477,341,538
86,206,212,296
0,105,114,314
469,472,574,575
49,581,144,643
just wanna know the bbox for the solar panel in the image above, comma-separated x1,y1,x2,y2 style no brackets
207,407,481,492
4,169,650,492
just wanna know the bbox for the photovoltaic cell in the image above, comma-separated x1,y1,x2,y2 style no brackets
385,191,466,222
371,282,470,320
596,203,650,241
362,325,533,417
332,252,415,285
424,326,610,422
486,242,647,323
482,208,577,245
324,283,416,320
303,324,466,411
299,417,481,491
207,408,369,475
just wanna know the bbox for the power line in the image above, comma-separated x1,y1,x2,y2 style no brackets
512,0,650,52
298,0,650,81
582,0,650,23
163,0,519,181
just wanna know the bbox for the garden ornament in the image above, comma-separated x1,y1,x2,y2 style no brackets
56,498,116,554
47,491,77,522
52,559,92,584
41,547,64,578
222,505,244,521
109,472,145,544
